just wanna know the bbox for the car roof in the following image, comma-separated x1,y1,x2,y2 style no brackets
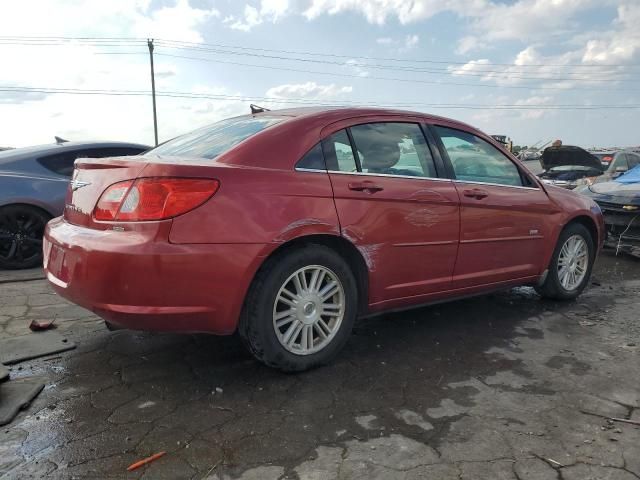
0,141,150,162
254,106,478,131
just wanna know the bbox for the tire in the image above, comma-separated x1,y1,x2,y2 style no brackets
0,205,50,270
535,223,595,300
238,244,358,372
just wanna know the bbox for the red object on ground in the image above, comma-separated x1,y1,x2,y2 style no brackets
127,451,166,471
44,107,604,335
28,319,56,331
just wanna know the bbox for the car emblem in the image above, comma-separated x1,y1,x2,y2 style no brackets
71,179,91,191
622,205,638,211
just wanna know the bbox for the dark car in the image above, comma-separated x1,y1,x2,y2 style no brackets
537,146,605,189
44,107,603,371
0,140,149,269
581,166,640,251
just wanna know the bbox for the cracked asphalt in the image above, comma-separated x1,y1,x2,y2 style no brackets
1,250,639,480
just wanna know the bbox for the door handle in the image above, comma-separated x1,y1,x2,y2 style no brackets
348,181,384,193
463,188,489,199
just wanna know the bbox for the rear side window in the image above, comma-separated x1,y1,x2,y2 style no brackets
148,116,283,160
323,130,358,172
350,123,436,178
434,126,523,187
628,153,640,169
37,147,145,177
37,152,77,177
296,143,325,170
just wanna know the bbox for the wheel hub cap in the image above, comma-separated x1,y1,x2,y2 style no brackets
557,235,588,291
273,265,345,356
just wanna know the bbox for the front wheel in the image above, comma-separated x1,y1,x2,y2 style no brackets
238,245,358,372
535,223,595,300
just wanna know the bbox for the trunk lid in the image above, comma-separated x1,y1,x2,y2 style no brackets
65,156,148,228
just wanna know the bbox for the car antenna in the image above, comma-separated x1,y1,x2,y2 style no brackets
55,136,69,144
250,104,270,114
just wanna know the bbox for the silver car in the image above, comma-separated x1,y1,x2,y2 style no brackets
0,140,149,269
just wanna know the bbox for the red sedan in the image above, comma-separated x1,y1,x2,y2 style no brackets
44,107,604,371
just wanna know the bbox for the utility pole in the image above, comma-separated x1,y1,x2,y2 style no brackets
147,38,158,146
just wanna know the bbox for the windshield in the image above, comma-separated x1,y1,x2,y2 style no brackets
147,116,284,159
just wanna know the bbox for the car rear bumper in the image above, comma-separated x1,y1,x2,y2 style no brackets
44,217,266,334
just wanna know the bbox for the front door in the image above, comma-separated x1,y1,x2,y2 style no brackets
323,121,460,308
431,125,553,289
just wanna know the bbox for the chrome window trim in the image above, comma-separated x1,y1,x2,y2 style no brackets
454,179,540,190
329,169,453,182
295,167,327,173
295,166,453,182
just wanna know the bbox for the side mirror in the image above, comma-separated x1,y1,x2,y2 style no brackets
615,166,628,173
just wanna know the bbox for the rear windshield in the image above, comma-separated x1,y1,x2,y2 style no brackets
147,116,283,160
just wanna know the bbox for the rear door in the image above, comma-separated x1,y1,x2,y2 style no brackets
431,125,553,288
323,120,460,307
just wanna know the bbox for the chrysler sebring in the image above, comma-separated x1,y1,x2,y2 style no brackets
44,107,604,371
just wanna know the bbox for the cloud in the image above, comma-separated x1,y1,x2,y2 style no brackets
581,3,640,64
302,0,605,44
456,35,487,55
0,0,228,146
265,82,353,100
0,89,48,105
404,34,419,49
229,0,290,31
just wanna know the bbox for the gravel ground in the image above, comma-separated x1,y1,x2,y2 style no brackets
0,250,639,480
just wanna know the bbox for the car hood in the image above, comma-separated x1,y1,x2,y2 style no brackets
586,180,640,206
541,146,604,171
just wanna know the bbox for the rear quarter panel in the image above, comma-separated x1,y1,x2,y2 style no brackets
161,163,340,245
0,173,68,217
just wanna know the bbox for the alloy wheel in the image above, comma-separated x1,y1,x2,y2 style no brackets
557,234,589,291
0,208,46,267
272,265,345,355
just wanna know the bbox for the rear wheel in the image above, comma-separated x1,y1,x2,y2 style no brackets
0,205,49,270
239,244,357,372
535,223,595,300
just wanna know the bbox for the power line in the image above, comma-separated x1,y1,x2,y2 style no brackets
2,86,640,110
152,40,633,82
2,35,639,69
2,35,637,89
154,52,640,93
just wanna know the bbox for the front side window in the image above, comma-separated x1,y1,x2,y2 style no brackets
434,126,523,187
350,123,436,178
148,116,283,160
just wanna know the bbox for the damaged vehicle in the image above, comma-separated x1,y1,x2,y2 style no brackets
581,166,640,252
537,145,605,190
44,107,603,371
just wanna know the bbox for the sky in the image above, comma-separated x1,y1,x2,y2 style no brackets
1,0,640,149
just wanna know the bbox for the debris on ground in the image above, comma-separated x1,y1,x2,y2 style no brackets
0,331,75,364
127,451,167,471
580,409,640,427
28,319,57,331
0,377,45,426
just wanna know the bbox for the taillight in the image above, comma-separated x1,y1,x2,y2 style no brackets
93,178,219,221
602,156,613,163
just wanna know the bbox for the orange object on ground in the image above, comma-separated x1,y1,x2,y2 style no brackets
127,451,166,471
